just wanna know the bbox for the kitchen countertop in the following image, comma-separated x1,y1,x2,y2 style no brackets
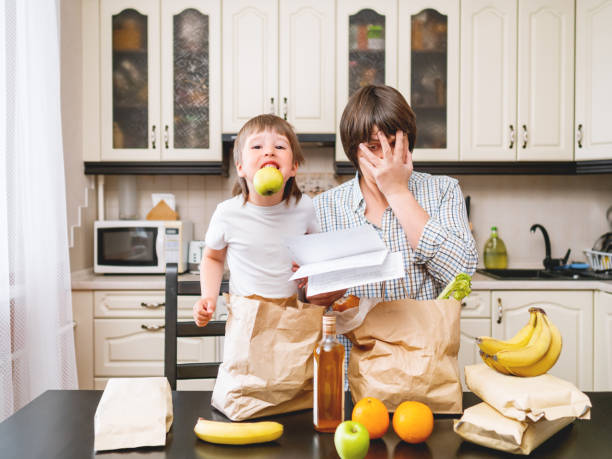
71,270,612,293
1,390,610,459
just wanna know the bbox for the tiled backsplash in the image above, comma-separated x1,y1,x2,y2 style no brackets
102,146,611,268
103,146,349,239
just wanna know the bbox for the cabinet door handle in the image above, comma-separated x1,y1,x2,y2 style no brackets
164,125,169,149
522,124,528,149
497,298,503,324
508,124,515,149
151,125,157,149
269,97,275,114
577,124,583,148
283,97,288,120
460,301,467,308
140,301,165,309
141,324,165,332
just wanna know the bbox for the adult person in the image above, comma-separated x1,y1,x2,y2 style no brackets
305,84,478,374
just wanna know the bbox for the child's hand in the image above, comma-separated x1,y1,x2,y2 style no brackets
307,289,347,307
358,130,412,198
291,261,307,289
193,297,216,327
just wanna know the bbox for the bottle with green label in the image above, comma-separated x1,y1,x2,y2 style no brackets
483,226,508,269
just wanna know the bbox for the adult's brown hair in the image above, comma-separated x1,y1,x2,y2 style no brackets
232,114,304,204
339,85,417,174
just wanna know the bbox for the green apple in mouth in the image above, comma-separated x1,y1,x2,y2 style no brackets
253,165,284,196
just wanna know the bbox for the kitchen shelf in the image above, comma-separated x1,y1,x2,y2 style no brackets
335,159,612,175
221,133,335,144
84,160,229,176
84,135,611,175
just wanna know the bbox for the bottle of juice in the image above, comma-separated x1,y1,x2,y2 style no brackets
484,226,508,269
313,314,345,432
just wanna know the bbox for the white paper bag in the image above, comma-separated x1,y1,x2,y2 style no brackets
94,377,173,451
454,402,575,455
465,364,591,422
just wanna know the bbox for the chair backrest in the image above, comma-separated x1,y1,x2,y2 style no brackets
164,263,225,390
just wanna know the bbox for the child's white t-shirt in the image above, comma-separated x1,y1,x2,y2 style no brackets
205,194,319,298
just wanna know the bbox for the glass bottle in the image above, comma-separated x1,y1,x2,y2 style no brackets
483,226,508,269
313,315,345,433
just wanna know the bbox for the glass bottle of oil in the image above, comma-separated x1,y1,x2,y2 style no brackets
484,226,508,269
313,314,345,432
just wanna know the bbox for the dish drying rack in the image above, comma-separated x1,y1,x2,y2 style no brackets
584,249,612,271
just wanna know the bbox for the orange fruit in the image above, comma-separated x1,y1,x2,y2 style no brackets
351,397,389,439
392,401,434,444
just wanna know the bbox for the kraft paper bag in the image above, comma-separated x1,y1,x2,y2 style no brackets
211,294,324,421
465,364,591,421
453,402,575,455
94,377,173,451
347,297,462,414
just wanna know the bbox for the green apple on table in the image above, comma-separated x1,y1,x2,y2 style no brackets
334,420,370,459
253,165,283,196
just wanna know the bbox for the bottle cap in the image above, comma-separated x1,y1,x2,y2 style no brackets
491,226,498,231
322,314,336,334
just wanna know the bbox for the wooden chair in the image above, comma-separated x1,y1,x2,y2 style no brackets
164,263,225,390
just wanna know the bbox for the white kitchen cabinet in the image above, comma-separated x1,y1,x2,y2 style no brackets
460,0,574,161
72,289,221,391
222,0,335,133
93,0,221,161
594,291,612,390
398,0,460,161
459,318,490,391
458,291,491,391
335,0,398,162
72,291,95,389
94,318,216,377
491,290,593,390
459,290,491,318
94,290,195,318
575,0,612,160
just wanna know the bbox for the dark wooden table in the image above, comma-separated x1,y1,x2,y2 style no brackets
0,390,609,458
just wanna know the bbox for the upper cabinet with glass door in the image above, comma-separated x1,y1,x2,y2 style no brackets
398,0,459,161
336,0,398,162
460,0,574,161
98,0,220,162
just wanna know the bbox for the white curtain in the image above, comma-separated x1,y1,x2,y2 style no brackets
0,0,77,422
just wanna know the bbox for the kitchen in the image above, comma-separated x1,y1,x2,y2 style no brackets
2,0,612,457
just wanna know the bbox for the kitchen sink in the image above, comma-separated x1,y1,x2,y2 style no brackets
477,268,557,280
477,268,612,280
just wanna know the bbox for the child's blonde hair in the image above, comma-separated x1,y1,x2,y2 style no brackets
232,114,304,204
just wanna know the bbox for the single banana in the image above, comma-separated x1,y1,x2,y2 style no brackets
479,350,511,375
476,308,537,354
506,314,562,377
495,310,552,368
194,418,283,445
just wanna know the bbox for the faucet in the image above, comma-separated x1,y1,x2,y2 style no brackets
530,224,571,271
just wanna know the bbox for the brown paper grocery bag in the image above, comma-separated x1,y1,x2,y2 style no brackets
347,297,462,414
211,294,324,421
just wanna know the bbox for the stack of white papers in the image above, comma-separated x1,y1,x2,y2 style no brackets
287,225,404,297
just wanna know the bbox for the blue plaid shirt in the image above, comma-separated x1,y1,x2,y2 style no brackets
313,172,477,385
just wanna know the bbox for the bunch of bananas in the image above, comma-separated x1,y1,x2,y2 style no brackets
476,307,562,377
194,417,283,445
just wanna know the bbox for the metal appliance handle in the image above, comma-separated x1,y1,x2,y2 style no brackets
141,324,165,332
140,302,165,309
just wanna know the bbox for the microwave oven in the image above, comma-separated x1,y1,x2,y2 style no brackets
94,220,193,274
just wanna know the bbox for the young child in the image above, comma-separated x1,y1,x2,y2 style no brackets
193,114,319,326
